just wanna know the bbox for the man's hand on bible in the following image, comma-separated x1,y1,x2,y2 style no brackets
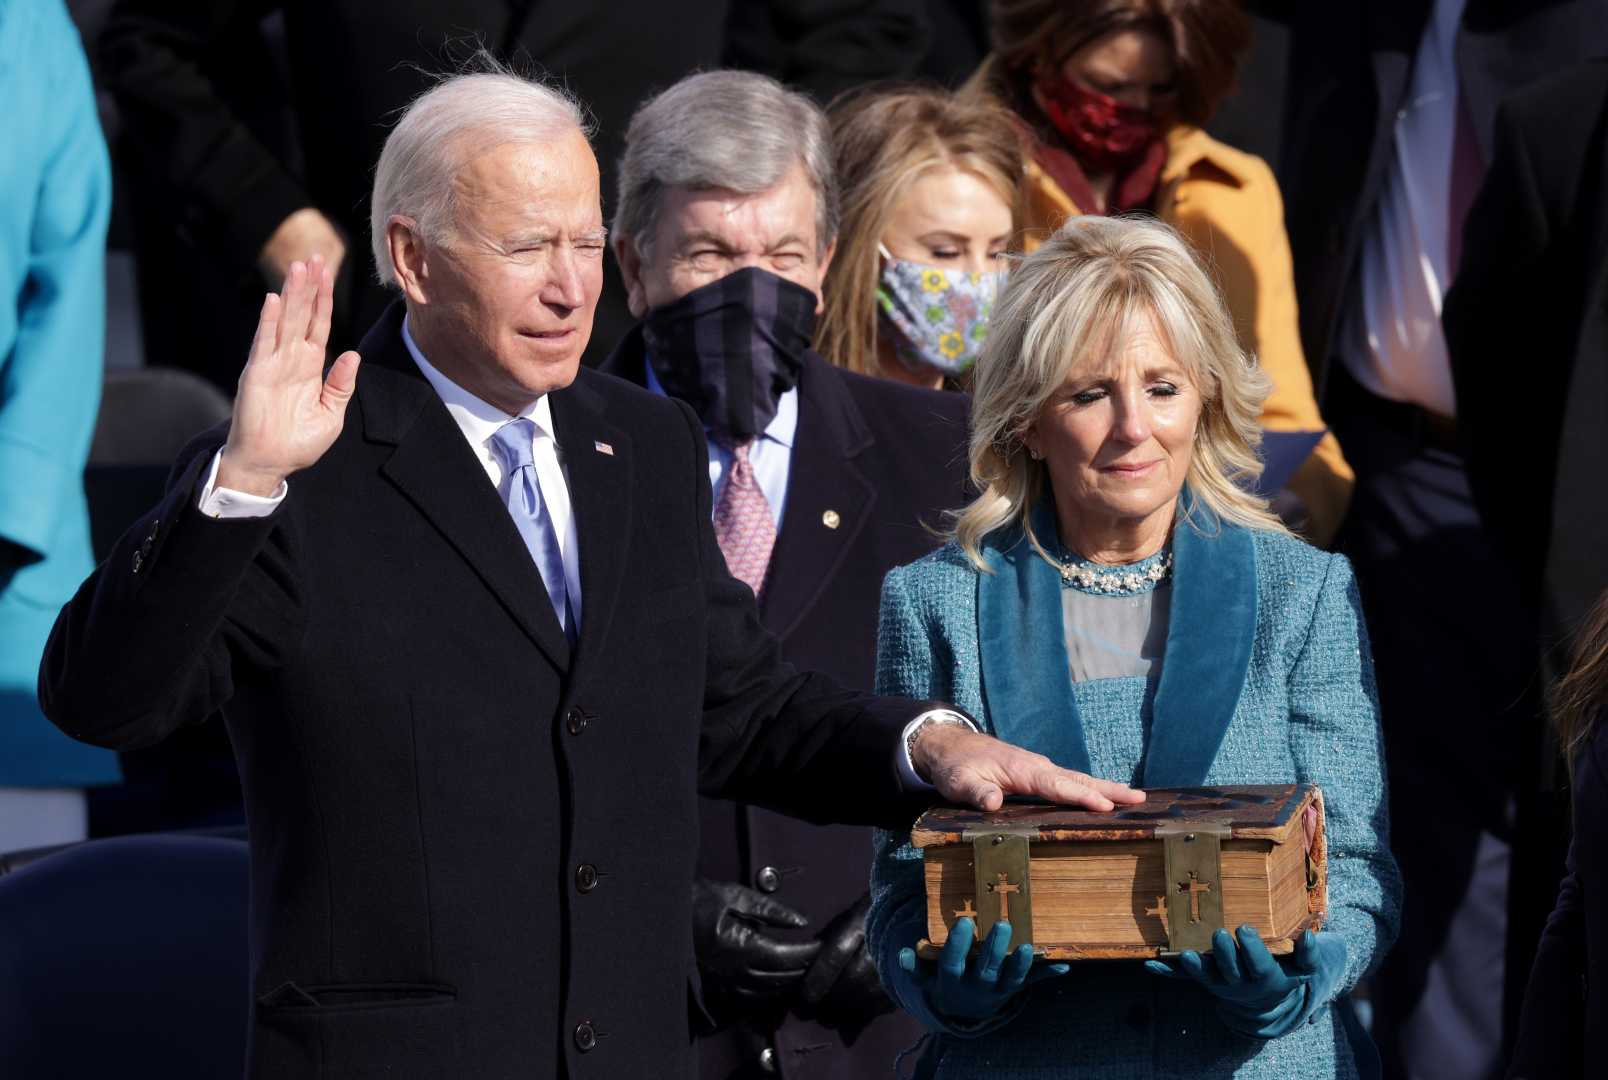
217,255,361,497
910,724,1146,812
691,878,821,1021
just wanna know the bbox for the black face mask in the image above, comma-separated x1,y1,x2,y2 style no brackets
643,267,818,444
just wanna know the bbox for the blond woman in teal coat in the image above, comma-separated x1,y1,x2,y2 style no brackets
868,217,1400,1079
0,0,118,848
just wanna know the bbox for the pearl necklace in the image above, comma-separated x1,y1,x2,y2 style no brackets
1052,546,1174,596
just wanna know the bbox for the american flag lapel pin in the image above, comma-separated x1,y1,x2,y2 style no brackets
594,440,614,456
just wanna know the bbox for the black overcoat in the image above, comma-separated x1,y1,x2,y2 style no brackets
602,330,970,1078
39,305,937,1079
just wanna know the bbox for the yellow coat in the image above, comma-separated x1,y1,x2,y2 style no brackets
1022,125,1353,546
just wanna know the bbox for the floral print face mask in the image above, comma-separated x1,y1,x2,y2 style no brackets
876,246,1004,378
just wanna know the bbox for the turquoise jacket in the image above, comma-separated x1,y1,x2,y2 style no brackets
869,506,1401,1079
0,0,118,786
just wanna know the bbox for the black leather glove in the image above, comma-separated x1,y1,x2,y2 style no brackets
800,893,894,1035
692,878,822,1019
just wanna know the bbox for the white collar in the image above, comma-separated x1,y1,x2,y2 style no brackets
402,314,556,448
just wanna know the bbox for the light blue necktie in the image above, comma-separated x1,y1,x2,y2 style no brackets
489,418,577,645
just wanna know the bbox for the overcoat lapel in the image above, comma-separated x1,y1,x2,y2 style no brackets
1143,507,1257,788
357,319,573,672
760,356,875,640
550,373,634,688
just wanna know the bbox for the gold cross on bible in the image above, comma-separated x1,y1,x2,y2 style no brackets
987,872,1022,921
953,899,978,920
1178,872,1213,923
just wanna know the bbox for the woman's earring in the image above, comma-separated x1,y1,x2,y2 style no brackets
1027,445,1042,461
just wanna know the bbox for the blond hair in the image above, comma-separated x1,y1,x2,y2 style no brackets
952,214,1285,569
817,87,1024,379
1553,590,1608,777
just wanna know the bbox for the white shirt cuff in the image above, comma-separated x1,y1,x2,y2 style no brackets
197,450,288,519
897,709,979,790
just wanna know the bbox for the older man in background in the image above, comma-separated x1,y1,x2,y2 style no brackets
603,71,970,1079
40,62,1137,1078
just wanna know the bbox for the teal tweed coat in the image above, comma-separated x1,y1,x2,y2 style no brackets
0,0,117,787
869,511,1401,1079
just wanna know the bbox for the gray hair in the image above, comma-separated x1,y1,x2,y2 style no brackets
612,70,839,256
952,215,1287,570
370,61,591,287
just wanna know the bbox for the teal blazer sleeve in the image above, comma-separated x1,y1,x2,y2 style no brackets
869,563,1020,1038
1287,554,1401,995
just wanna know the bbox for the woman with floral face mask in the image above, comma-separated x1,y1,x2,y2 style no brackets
818,88,1023,391
963,0,1355,548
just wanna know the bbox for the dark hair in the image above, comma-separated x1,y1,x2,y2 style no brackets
989,0,1251,127
1553,590,1608,776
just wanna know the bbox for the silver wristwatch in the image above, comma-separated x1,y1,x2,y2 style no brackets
904,709,975,763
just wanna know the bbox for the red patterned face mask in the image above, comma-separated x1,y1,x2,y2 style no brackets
1033,74,1163,172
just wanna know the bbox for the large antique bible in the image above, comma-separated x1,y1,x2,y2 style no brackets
913,785,1326,959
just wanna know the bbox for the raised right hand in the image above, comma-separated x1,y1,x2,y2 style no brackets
217,255,361,496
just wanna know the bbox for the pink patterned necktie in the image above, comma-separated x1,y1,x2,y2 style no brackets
712,439,777,598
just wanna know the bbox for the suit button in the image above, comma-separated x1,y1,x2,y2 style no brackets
575,863,599,893
754,866,780,893
565,707,589,735
573,1021,596,1052
758,1046,778,1073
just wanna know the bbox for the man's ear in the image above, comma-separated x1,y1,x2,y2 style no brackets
812,239,838,316
387,217,430,304
614,233,649,319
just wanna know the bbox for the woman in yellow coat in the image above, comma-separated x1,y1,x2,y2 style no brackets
966,0,1352,544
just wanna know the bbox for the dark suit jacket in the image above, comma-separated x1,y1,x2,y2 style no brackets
97,0,931,371
39,304,940,1079
1274,0,1608,386
1508,721,1607,1079
1442,59,1608,654
601,330,970,1079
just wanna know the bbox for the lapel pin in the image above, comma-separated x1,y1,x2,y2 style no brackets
822,510,841,530
594,441,614,456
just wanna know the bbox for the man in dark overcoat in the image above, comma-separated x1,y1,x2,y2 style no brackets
38,67,1139,1079
602,71,970,1078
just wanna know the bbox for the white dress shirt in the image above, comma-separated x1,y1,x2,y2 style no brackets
642,357,796,529
197,316,582,633
1344,0,1468,418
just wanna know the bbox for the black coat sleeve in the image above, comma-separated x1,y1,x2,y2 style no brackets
99,0,308,276
669,398,934,829
38,427,303,751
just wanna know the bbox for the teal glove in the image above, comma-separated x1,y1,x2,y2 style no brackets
896,918,1069,1025
1145,926,1347,1039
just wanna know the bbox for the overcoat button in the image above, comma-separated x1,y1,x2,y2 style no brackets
565,707,588,735
574,1021,597,1052
754,866,780,893
575,863,599,893
758,1046,778,1073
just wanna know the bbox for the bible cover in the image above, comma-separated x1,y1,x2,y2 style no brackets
912,784,1326,960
